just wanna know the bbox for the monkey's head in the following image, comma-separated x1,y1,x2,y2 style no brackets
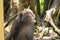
17,8,35,25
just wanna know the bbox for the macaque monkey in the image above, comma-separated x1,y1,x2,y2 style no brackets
7,8,35,40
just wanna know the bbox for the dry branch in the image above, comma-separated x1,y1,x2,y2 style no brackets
45,8,60,36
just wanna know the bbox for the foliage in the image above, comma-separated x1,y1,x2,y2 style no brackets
40,0,44,13
51,37,56,40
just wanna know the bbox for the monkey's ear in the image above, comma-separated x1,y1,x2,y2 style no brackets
16,12,23,21
17,12,23,17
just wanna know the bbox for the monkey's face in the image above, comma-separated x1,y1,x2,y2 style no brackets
24,11,34,21
18,8,35,24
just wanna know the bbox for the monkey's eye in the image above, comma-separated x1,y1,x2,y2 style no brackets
25,12,32,17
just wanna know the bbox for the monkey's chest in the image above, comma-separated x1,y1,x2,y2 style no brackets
16,26,33,40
